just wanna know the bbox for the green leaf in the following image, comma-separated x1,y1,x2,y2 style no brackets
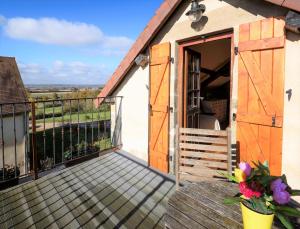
275,206,300,217
281,174,288,185
218,171,238,183
275,212,294,229
224,197,241,205
291,190,300,196
251,198,269,214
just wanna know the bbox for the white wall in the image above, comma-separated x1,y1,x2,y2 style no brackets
113,64,150,162
282,32,300,197
152,0,286,173
112,0,300,188
0,114,27,175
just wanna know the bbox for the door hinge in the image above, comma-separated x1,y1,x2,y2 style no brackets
170,57,174,64
169,155,173,162
272,116,276,127
234,47,239,55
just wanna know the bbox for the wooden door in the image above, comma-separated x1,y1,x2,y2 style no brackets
183,50,202,128
149,42,171,173
237,18,285,175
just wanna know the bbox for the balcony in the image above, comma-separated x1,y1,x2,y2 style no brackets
0,97,122,184
0,97,175,228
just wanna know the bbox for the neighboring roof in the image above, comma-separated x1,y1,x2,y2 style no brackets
0,57,29,115
98,0,300,99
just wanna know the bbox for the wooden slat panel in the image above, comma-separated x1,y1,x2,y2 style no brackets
179,174,209,183
249,19,261,116
180,128,227,136
180,135,227,145
273,18,285,118
238,23,250,115
269,127,282,176
238,36,284,51
177,128,230,184
179,143,227,153
237,18,285,175
150,56,170,66
180,158,228,169
240,51,280,116
179,166,222,177
149,42,170,173
180,150,228,160
237,113,283,127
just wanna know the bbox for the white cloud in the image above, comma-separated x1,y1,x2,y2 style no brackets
0,15,6,25
17,60,111,85
1,15,133,55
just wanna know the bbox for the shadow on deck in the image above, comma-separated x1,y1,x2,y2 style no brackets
0,151,175,229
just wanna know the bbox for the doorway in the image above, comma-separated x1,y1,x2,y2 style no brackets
179,34,233,131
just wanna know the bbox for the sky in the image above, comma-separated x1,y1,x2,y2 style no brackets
0,0,163,85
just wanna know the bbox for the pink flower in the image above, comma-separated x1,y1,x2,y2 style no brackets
239,182,262,198
239,162,252,176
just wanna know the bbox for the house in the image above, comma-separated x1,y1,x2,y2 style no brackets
98,0,300,191
0,57,29,176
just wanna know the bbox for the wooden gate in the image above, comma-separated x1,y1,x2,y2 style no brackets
149,42,171,173
237,18,285,175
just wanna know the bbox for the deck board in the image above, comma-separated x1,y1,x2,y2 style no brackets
165,181,300,229
0,152,175,229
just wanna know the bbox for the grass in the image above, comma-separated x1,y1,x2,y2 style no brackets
36,110,111,124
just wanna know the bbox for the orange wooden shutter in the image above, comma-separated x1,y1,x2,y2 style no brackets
237,18,285,175
149,42,171,173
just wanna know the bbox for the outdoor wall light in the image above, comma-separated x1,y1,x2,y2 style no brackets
135,54,149,68
186,0,206,23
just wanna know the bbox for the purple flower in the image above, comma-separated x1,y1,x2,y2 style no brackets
271,178,287,192
273,190,291,204
239,162,252,176
271,178,291,205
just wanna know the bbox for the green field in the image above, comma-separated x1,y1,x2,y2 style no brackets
36,110,111,124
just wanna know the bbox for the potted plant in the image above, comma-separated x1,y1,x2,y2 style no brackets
0,165,20,190
224,161,300,229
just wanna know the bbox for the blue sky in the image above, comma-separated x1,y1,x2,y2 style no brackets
0,0,163,85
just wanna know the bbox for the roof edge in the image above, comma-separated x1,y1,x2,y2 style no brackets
265,0,300,12
97,0,183,99
97,0,300,100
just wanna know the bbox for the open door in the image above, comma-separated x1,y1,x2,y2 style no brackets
183,49,202,128
237,18,285,175
149,42,171,173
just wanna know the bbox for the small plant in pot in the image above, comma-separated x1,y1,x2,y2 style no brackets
224,161,300,229
0,165,20,190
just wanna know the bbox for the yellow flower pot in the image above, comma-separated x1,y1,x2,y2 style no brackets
240,203,274,229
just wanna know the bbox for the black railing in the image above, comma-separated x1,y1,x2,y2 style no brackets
0,96,122,187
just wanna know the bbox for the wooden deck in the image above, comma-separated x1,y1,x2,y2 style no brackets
0,152,175,229
165,181,300,229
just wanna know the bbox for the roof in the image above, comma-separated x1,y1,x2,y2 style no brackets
97,0,300,99
0,151,175,228
266,0,300,12
0,57,29,115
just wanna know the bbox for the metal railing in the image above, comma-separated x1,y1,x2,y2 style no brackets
0,96,122,187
